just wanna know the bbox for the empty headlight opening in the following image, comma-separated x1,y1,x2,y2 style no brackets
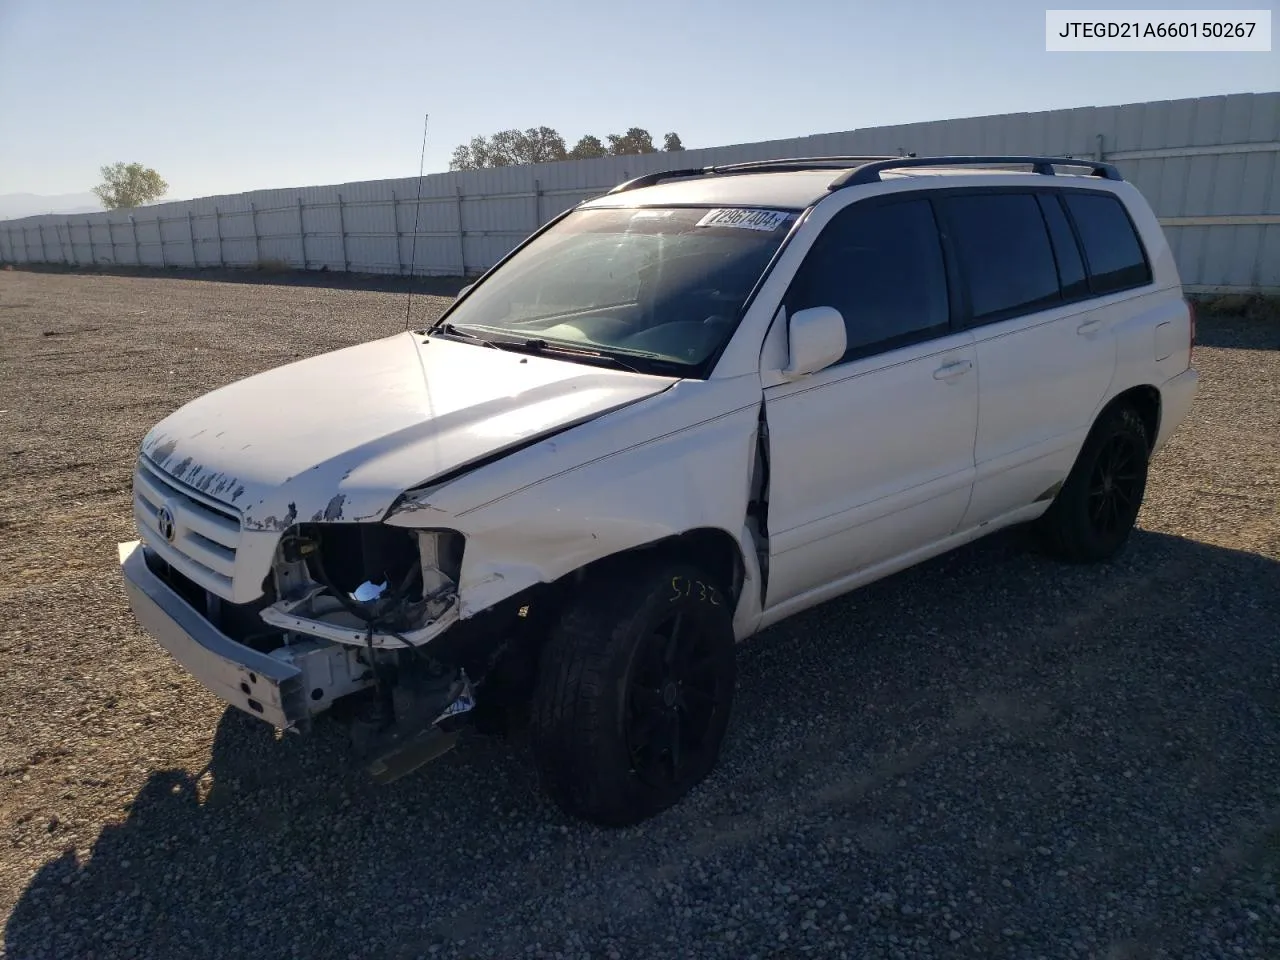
272,524,464,636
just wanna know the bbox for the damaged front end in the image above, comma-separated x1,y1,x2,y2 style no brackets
121,512,503,782
253,522,498,779
259,524,464,649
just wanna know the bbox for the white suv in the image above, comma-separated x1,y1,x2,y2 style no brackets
118,155,1199,825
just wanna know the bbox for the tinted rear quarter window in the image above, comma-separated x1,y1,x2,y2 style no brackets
940,193,1061,322
1062,192,1152,294
787,198,950,361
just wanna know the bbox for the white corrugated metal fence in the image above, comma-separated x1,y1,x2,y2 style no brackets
2,92,1277,292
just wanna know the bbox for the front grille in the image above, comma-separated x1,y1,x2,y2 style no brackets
133,457,242,599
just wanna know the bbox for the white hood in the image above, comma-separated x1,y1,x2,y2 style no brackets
140,332,674,530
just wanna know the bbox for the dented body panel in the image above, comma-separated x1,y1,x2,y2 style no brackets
386,373,767,639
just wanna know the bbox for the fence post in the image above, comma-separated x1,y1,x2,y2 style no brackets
130,215,141,265
533,179,543,228
86,220,96,264
214,206,224,267
336,193,348,271
54,222,67,263
187,211,196,267
65,218,76,265
249,202,260,265
38,223,49,262
157,217,167,267
455,187,465,276
297,196,306,269
390,192,401,276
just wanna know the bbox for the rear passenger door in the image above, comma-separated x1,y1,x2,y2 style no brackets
937,189,1124,530
762,196,979,609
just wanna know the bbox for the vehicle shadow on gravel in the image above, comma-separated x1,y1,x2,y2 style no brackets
6,529,1280,959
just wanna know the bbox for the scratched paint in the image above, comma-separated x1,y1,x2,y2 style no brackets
146,436,178,464
244,501,298,533
313,493,345,523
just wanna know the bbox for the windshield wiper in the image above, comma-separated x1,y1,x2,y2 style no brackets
430,323,502,349
520,340,695,376
517,339,644,373
431,325,685,375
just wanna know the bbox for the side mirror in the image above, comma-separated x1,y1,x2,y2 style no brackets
782,306,847,378
456,282,474,299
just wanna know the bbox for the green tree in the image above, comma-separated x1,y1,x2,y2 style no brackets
449,126,686,168
606,127,657,156
449,127,568,170
92,162,168,209
568,134,608,160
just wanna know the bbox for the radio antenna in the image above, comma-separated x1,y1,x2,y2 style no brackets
405,112,429,330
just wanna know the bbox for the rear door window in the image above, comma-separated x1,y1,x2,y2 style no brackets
1037,194,1090,300
785,198,950,363
1062,192,1152,294
938,192,1061,323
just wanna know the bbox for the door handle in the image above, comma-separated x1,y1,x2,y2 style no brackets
933,359,973,381
1077,318,1104,336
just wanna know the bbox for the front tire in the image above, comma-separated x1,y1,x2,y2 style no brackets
530,560,736,826
1035,405,1150,562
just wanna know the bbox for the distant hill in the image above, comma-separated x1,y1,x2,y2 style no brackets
0,192,103,220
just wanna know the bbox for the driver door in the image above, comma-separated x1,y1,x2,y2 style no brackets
761,195,979,610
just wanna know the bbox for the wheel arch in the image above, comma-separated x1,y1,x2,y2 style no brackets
1097,384,1161,450
568,526,748,603
454,526,749,724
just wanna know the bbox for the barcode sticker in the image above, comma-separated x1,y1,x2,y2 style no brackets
696,208,791,232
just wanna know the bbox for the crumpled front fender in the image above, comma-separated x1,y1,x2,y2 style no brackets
386,375,767,640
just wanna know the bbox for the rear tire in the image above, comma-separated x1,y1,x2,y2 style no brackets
1035,405,1150,563
530,559,736,826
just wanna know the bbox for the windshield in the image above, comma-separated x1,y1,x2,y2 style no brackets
436,206,798,374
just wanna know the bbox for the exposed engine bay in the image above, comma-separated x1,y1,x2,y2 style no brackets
260,524,465,649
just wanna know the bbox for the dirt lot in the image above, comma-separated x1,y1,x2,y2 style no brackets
1,268,1277,960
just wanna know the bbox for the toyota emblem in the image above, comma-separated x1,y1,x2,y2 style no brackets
156,504,177,543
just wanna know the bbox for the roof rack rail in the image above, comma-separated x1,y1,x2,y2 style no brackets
606,169,709,195
830,155,1123,188
706,155,901,174
605,156,906,195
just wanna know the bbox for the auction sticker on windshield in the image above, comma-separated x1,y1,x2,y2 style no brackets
696,208,793,232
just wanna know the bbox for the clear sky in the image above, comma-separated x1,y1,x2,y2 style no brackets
1,0,1276,201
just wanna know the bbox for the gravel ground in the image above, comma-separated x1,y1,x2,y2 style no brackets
1,268,1277,960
